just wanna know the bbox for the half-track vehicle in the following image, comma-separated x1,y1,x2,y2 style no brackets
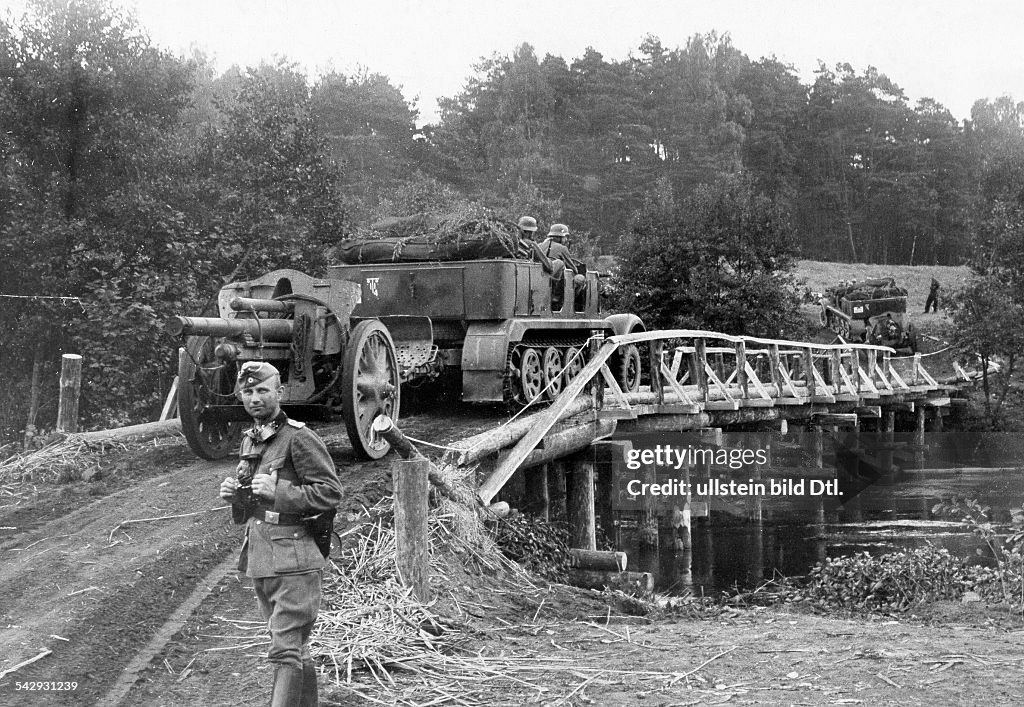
818,277,916,352
169,256,644,461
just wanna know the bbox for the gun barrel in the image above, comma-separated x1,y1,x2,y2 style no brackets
168,315,294,342
229,297,293,313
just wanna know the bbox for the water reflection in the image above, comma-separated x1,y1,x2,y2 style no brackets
611,428,1024,595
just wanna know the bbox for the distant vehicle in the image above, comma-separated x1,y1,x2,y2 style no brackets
818,277,916,352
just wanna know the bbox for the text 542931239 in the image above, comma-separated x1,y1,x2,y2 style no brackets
15,682,78,690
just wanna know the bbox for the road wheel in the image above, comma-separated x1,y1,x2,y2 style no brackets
614,344,642,393
562,346,585,388
342,320,400,460
519,348,544,403
178,336,241,460
541,347,563,401
838,318,851,341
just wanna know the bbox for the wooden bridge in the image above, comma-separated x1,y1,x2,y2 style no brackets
443,329,953,507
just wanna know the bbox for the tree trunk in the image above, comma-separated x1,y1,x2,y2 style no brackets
23,343,44,449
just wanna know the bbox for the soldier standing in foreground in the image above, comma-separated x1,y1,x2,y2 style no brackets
219,361,342,706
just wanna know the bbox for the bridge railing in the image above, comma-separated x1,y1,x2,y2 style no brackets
476,329,943,504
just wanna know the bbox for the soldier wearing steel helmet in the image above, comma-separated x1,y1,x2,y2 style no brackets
219,360,341,706
540,223,587,306
515,215,561,278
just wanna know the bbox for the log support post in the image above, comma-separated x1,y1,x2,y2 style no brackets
768,344,781,395
593,440,630,544
393,457,430,602
695,338,709,402
649,340,664,405
881,408,896,474
639,460,658,550
914,404,926,470
735,340,748,399
566,453,596,551
831,349,842,394
524,464,550,520
57,353,83,434
547,461,567,520
802,347,815,398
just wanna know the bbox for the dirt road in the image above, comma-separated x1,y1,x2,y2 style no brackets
2,412,1024,706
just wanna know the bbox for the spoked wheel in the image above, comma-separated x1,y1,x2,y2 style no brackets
562,346,585,388
178,336,242,460
342,320,400,460
541,347,564,401
519,347,544,403
614,344,642,393
837,318,851,341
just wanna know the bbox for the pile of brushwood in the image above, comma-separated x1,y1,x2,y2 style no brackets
747,498,1024,615
777,546,1008,612
487,512,575,583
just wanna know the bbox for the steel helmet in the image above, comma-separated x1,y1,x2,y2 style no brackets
547,223,569,238
517,216,538,232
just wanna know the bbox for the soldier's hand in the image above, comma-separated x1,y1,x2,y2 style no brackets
219,477,238,503
252,470,278,502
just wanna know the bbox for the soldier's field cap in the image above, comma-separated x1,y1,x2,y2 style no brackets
237,361,279,388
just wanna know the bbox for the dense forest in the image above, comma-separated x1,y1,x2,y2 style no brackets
3,0,1024,439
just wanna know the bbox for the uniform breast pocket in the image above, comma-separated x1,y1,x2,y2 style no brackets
268,524,320,573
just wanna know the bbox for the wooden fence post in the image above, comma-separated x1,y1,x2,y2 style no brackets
56,353,83,434
393,457,430,602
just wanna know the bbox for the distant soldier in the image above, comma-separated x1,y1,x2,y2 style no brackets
925,277,940,313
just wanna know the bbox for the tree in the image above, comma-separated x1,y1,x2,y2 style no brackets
946,272,1024,429
0,0,199,431
613,175,801,336
193,60,347,282
311,68,419,222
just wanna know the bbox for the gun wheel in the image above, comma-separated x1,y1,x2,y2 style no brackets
342,320,400,460
178,336,241,460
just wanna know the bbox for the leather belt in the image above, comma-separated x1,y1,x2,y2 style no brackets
252,509,305,525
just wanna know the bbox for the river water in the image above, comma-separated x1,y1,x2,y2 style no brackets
610,427,1024,595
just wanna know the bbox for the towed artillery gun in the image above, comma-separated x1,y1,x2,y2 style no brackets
169,255,644,461
818,277,916,352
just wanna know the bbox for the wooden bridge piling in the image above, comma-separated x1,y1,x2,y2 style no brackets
523,465,550,519
565,453,596,551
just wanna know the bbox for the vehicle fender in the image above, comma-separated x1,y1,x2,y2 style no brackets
603,313,645,338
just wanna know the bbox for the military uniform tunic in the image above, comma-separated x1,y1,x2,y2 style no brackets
232,412,342,669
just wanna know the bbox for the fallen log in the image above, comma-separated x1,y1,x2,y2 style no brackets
73,418,183,443
568,569,653,594
568,549,627,572
448,396,596,466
